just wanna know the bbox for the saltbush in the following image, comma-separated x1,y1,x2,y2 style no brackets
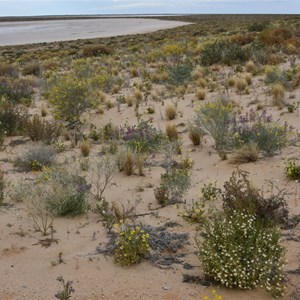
42,167,90,216
0,77,33,105
232,110,289,156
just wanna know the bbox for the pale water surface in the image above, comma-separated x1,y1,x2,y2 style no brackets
0,18,189,46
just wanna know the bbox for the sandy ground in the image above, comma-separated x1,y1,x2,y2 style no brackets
0,60,299,298
0,18,190,46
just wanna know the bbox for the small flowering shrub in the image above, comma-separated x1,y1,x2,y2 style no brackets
179,199,205,224
114,223,150,266
232,110,289,157
197,211,286,298
286,161,300,180
120,120,165,153
201,181,221,201
203,289,223,300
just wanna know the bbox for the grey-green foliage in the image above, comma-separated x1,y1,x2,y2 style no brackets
194,99,233,150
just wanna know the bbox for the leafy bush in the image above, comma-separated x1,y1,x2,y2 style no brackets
0,62,18,77
222,170,289,226
197,211,285,298
167,63,193,85
286,161,300,180
232,110,289,156
0,77,33,105
48,75,93,123
156,167,191,206
42,167,90,216
194,100,233,151
22,61,42,76
114,223,150,266
0,102,28,136
14,144,56,172
200,40,249,66
26,115,61,144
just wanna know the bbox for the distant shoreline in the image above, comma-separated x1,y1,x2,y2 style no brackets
0,18,191,46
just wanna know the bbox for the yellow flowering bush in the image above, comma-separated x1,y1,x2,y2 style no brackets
203,289,223,300
114,223,150,266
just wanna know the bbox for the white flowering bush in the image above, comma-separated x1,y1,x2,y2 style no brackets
197,211,286,298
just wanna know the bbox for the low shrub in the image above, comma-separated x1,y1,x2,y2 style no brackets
197,211,286,298
26,115,61,144
0,102,28,136
14,144,56,172
114,223,150,266
286,161,300,180
22,61,42,76
200,39,249,66
82,44,113,57
167,63,193,86
222,170,289,226
232,110,289,156
0,62,18,77
42,167,90,216
120,120,165,153
0,77,33,105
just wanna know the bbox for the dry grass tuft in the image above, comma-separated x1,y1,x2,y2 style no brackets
229,142,260,164
80,140,91,157
245,60,257,74
235,78,247,93
195,88,206,100
271,84,285,109
165,123,178,141
165,102,177,120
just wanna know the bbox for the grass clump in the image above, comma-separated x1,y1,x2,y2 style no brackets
113,223,150,266
165,102,177,120
80,139,91,157
0,169,4,206
165,123,178,141
229,141,260,164
271,84,285,109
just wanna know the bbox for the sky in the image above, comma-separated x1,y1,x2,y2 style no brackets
0,0,299,16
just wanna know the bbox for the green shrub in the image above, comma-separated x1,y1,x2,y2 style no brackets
167,63,193,85
14,144,56,172
286,161,300,180
232,110,289,157
0,102,28,136
22,61,42,76
42,167,90,216
114,223,150,266
194,100,233,151
0,77,33,105
0,62,18,77
48,75,93,123
197,211,286,298
200,40,249,66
